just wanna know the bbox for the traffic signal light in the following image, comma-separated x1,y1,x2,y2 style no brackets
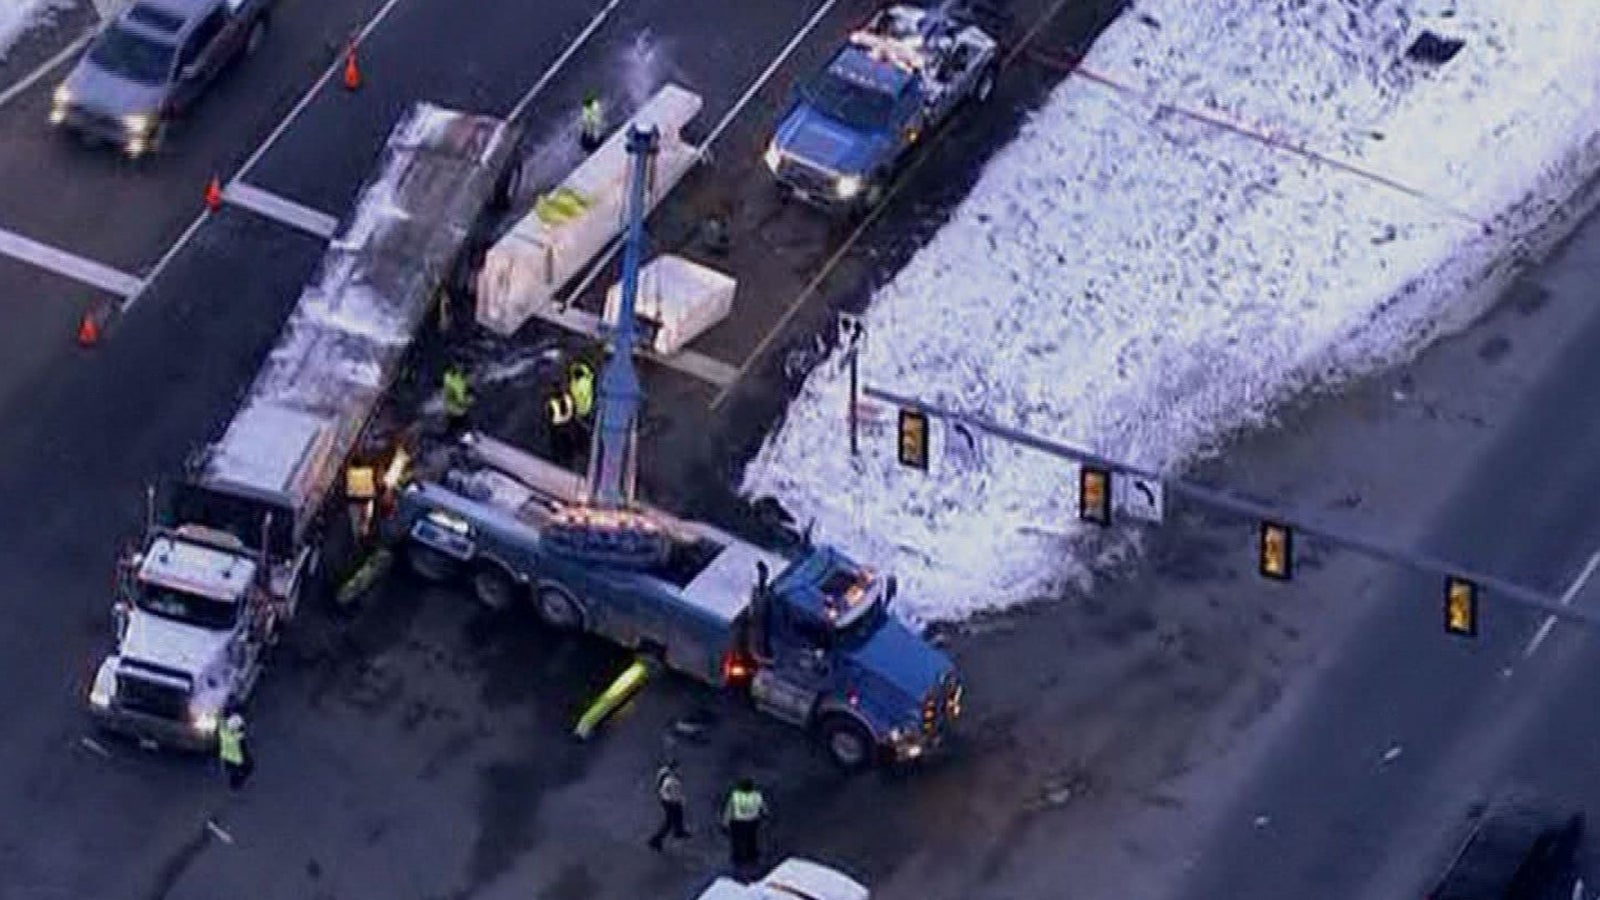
1078,465,1110,526
897,407,929,470
1444,577,1478,637
1259,521,1292,581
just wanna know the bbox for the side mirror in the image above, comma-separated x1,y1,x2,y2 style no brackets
112,601,131,639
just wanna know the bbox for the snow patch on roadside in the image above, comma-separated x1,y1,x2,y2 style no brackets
742,0,1600,624
0,0,73,64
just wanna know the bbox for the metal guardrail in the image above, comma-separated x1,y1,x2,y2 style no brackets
862,383,1600,632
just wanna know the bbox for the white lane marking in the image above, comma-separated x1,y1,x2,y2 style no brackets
707,0,1076,411
0,224,142,296
224,181,338,239
546,0,838,370
124,0,411,313
697,0,840,154
126,210,207,312
525,302,736,387
505,0,627,124
232,0,409,183
78,735,111,758
1523,549,1600,658
0,29,93,111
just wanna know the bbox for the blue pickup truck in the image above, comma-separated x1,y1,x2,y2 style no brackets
763,3,998,214
390,434,963,770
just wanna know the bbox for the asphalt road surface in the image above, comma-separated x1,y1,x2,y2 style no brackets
1170,196,1600,900
0,0,1130,898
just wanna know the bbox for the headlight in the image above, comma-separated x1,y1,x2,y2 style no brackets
888,726,924,759
123,113,156,135
835,175,863,200
762,143,782,172
50,85,71,124
190,708,219,735
88,665,114,709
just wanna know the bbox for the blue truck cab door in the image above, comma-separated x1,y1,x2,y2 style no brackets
749,605,832,726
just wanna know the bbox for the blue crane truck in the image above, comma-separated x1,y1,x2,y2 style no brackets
762,2,998,214
387,126,963,770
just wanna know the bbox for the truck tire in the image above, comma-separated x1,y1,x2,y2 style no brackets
534,584,584,632
471,563,519,611
819,715,875,772
408,543,457,582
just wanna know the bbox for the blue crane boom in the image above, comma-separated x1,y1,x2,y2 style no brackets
540,124,671,569
584,124,657,509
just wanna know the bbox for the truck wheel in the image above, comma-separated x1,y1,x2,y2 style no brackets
973,65,997,103
534,585,584,632
819,715,874,771
471,564,519,611
408,544,457,582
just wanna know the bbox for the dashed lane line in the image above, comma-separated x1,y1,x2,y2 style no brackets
543,0,840,389
505,0,629,123
224,181,338,239
1522,549,1600,659
127,0,635,313
0,29,93,111
124,0,412,313
0,224,142,297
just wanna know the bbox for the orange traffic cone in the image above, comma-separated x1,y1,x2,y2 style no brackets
204,176,223,212
343,42,362,91
76,307,101,347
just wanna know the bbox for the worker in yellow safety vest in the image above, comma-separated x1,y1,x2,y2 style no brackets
579,93,604,152
721,777,768,872
567,361,594,421
217,712,253,791
442,366,472,436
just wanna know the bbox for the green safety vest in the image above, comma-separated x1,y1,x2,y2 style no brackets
581,99,603,134
218,722,244,765
724,788,766,823
442,370,471,417
547,393,574,426
569,365,594,418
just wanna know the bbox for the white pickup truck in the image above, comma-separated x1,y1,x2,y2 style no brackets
693,859,868,900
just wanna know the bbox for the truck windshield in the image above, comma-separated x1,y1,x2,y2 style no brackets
87,24,175,85
136,585,239,630
831,597,887,647
802,68,898,131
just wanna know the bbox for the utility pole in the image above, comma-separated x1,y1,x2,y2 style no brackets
840,313,865,456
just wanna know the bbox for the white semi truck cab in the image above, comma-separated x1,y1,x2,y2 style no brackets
90,524,279,750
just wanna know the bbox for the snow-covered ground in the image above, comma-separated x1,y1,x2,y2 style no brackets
0,0,69,63
743,0,1600,624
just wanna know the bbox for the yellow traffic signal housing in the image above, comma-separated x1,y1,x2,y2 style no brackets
1259,521,1292,580
897,408,929,470
1079,466,1111,526
1444,577,1478,637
